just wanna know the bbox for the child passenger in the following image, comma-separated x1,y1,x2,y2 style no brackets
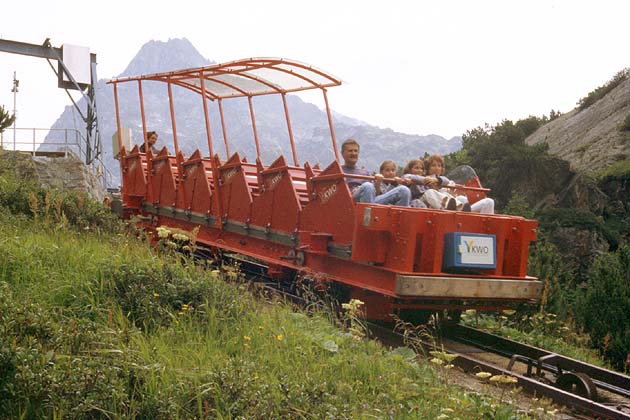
422,154,471,211
352,160,411,206
401,159,437,208
424,154,495,214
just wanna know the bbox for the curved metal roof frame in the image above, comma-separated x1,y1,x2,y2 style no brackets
108,57,342,99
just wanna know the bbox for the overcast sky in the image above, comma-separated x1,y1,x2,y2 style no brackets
1,0,629,140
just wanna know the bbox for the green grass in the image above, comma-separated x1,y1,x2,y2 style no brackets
460,311,606,368
596,159,630,179
0,178,556,419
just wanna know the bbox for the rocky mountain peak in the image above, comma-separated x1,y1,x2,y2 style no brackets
120,38,212,77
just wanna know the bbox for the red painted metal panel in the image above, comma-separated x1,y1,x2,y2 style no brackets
250,155,301,234
180,150,214,216
150,149,178,208
301,160,355,245
215,152,253,223
121,146,147,200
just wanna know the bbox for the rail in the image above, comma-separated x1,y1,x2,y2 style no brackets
340,172,492,193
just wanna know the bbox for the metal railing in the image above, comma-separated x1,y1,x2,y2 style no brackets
1,127,82,157
0,127,114,189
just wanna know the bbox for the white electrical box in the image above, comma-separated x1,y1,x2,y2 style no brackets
112,128,132,159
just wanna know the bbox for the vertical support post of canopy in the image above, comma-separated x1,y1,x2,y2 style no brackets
282,93,299,167
113,83,124,189
138,80,148,153
138,79,154,200
218,99,230,158
167,80,180,156
199,70,223,224
199,72,215,158
248,96,261,162
113,83,123,155
322,88,339,162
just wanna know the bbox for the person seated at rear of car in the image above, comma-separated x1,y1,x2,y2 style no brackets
422,154,470,211
424,154,495,214
401,158,439,208
139,130,160,154
352,160,411,206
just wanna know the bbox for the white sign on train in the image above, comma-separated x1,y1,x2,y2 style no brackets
458,235,495,265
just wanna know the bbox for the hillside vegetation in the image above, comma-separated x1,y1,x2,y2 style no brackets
446,114,630,371
0,170,544,419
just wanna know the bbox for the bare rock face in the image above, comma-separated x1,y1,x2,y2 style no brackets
526,76,630,173
549,226,610,275
554,173,609,214
0,150,105,201
33,154,106,202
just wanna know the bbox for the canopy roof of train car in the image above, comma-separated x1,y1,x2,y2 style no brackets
109,57,342,99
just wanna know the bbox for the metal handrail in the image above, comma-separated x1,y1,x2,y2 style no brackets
0,127,114,189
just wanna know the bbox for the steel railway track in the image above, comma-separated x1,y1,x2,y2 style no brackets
368,322,630,420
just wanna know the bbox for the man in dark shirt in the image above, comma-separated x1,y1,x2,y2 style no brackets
340,138,370,192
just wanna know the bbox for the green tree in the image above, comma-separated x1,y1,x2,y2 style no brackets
0,105,16,134
452,117,571,211
580,245,630,370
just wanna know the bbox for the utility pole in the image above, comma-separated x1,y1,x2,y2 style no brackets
11,71,19,150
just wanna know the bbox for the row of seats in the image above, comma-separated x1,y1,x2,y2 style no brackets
129,148,318,208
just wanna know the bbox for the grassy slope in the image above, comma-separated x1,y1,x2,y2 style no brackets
0,188,547,419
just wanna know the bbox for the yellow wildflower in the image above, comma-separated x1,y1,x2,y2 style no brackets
153,292,160,297
156,226,171,238
276,334,283,342
172,233,190,242
489,375,518,384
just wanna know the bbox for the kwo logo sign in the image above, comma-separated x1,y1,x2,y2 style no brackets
318,184,337,204
458,235,495,265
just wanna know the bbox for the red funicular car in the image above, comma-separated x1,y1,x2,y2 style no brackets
110,58,541,321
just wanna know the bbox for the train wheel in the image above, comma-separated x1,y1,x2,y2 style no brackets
446,309,462,324
555,372,598,401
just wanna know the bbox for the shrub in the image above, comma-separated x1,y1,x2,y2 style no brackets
619,113,630,132
578,68,629,111
579,245,630,370
0,284,130,419
0,172,121,233
527,236,578,318
537,208,602,230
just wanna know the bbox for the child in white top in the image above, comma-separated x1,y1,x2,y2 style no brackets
422,155,470,211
